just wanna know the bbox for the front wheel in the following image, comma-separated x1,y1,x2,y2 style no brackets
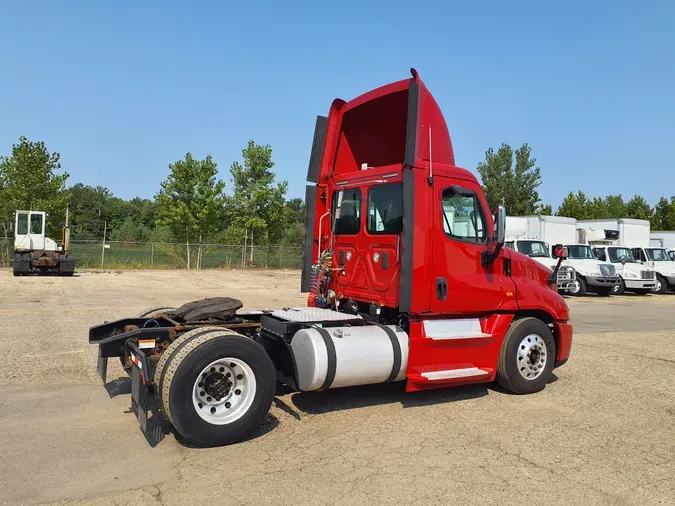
497,317,556,395
158,330,275,447
567,277,587,296
596,287,613,297
652,275,668,294
613,280,625,296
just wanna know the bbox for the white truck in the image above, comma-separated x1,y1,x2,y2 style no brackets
576,219,657,295
649,231,675,261
12,209,75,276
507,215,620,296
631,246,675,294
504,217,575,291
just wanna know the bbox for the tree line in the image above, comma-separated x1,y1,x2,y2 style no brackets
0,137,305,253
3,136,675,256
476,142,675,230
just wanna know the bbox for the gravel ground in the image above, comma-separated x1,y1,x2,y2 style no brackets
0,269,673,505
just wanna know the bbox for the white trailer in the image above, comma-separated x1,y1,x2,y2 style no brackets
511,215,620,296
577,218,650,248
575,219,656,294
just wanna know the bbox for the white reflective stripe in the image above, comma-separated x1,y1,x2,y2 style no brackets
130,352,142,369
422,367,488,380
423,318,491,340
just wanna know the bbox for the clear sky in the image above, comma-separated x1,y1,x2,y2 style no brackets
1,1,673,209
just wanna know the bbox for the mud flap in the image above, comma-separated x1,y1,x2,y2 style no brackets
97,345,108,383
127,342,150,433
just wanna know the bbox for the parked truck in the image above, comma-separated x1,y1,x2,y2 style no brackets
12,209,75,276
576,219,656,295
509,215,619,296
631,246,675,293
89,69,574,448
649,231,675,261
505,216,576,291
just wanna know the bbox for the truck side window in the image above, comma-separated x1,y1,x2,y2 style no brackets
30,214,43,235
441,188,487,244
505,241,515,250
593,248,606,261
17,214,29,235
367,183,403,235
332,189,361,235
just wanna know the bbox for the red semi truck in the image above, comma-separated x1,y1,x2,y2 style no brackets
89,69,573,447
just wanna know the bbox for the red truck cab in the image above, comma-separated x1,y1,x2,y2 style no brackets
301,68,572,393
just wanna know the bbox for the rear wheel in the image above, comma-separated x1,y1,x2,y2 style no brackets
633,289,651,296
497,317,555,395
567,277,587,296
157,329,275,447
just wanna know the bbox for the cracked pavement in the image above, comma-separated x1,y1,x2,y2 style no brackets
0,270,674,505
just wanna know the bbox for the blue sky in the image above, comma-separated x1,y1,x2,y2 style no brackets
1,1,673,209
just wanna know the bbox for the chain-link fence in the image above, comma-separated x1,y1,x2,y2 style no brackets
0,238,303,270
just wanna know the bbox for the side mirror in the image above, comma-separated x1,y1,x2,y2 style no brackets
482,205,505,267
493,205,506,245
553,244,569,259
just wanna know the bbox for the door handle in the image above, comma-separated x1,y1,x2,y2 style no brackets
436,277,448,301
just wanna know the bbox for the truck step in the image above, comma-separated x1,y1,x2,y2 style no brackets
421,367,489,380
423,318,491,340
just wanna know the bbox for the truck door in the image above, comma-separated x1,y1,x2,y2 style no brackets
29,212,46,250
14,212,30,250
430,181,514,314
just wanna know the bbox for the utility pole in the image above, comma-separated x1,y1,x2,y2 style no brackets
101,220,107,269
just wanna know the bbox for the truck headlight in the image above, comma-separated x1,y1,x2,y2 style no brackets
624,272,637,278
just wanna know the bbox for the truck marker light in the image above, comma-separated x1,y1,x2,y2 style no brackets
373,252,380,263
506,291,514,297
138,339,156,349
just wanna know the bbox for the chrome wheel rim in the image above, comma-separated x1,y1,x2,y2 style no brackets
192,358,256,425
653,280,662,292
568,281,580,294
517,334,547,380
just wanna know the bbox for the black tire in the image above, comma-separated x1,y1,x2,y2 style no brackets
653,275,668,294
158,330,275,447
633,289,651,296
596,287,613,297
497,317,556,395
613,280,625,296
568,277,587,296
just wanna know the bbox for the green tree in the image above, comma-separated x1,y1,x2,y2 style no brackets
557,191,590,219
155,153,227,268
0,136,69,237
66,184,112,239
476,142,543,215
539,204,553,216
227,141,288,260
604,195,626,218
651,197,675,231
625,195,652,221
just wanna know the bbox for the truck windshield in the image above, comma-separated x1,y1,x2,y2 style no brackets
646,248,670,261
608,247,635,263
567,245,595,260
30,214,43,235
516,240,549,258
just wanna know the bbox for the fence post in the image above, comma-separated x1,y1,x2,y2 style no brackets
151,242,154,268
279,246,283,269
241,244,246,268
